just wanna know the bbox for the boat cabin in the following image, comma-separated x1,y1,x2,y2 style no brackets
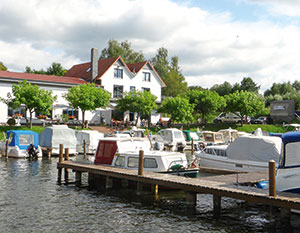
7,130,39,150
201,131,225,145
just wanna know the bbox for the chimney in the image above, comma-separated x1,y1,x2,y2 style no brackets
91,48,98,81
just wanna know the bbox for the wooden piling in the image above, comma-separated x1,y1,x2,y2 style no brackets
186,191,197,206
138,150,144,176
83,140,87,159
269,160,276,197
57,144,64,183
280,207,291,225
5,140,9,158
106,176,113,189
75,171,82,187
191,138,194,156
151,184,158,195
64,148,69,183
213,195,221,218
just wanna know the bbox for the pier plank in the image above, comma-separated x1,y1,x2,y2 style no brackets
57,161,300,210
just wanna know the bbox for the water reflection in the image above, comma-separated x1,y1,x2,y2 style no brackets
0,157,299,232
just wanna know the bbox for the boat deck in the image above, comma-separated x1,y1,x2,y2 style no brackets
57,160,300,210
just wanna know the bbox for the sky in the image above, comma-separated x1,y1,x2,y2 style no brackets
1,0,300,92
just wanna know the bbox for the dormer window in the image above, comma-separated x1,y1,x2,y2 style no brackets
114,68,123,79
143,72,150,82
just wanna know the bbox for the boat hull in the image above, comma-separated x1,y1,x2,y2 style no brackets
276,167,300,193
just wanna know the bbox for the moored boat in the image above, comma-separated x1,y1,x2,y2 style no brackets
276,132,300,193
93,137,198,178
0,130,41,158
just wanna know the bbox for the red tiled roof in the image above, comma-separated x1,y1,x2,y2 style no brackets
65,57,121,81
127,61,166,87
127,61,147,73
0,70,88,85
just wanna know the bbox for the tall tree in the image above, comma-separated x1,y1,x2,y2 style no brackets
225,91,265,125
64,84,111,128
4,80,57,129
0,62,8,71
162,69,188,97
151,47,169,80
100,40,145,64
210,81,233,96
186,89,226,124
239,77,260,93
116,90,157,126
158,96,194,125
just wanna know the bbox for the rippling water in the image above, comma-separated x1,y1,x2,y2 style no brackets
0,157,299,233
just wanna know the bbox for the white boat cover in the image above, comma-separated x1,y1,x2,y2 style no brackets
39,125,77,151
75,130,104,153
226,135,282,163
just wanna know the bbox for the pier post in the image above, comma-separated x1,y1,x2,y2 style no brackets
213,195,221,218
47,148,52,159
138,150,144,176
191,138,194,156
5,140,8,158
83,140,87,159
280,207,291,225
106,176,113,189
186,191,197,206
121,179,129,188
57,144,64,183
151,184,158,195
64,148,69,183
75,171,82,187
269,160,276,197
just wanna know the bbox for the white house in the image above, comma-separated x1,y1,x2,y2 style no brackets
0,48,165,125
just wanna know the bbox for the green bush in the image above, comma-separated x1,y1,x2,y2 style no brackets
7,118,16,126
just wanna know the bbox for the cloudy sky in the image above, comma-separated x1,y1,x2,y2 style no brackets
1,0,300,92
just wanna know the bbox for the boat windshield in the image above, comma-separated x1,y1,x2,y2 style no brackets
190,132,199,140
127,157,158,168
19,134,34,145
284,142,300,167
174,131,183,139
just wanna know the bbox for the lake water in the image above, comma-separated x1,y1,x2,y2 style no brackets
0,157,300,233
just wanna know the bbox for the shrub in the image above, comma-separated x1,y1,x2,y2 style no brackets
7,118,16,126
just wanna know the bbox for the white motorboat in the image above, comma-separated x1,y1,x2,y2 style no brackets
195,135,282,172
93,137,198,178
75,130,104,154
154,128,187,152
0,130,42,158
276,132,300,193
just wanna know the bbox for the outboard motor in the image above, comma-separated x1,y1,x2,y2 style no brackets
27,144,39,159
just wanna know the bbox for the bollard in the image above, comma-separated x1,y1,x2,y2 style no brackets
138,150,144,176
64,148,69,183
5,140,9,158
83,140,87,159
269,160,276,197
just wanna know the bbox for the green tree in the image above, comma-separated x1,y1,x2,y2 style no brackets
225,91,265,125
186,90,226,124
151,47,169,80
158,96,194,125
210,81,233,96
116,90,157,126
239,77,260,93
0,62,7,71
100,40,145,64
64,84,111,128
264,82,295,97
46,63,67,76
4,80,57,129
162,69,188,97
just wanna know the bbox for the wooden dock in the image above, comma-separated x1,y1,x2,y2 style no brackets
57,159,300,223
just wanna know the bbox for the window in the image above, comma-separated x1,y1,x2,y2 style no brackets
143,72,151,81
115,156,125,167
114,68,123,79
142,87,150,93
130,86,136,92
144,158,158,168
113,85,123,98
128,157,139,168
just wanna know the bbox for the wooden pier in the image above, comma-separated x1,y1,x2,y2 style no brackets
57,158,300,224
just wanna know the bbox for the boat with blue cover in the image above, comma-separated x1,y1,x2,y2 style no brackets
0,130,41,158
277,131,300,193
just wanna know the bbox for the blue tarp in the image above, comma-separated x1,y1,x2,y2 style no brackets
282,131,300,145
7,130,39,150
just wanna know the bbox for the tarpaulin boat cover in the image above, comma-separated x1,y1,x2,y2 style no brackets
226,135,282,163
75,130,104,153
39,125,77,150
